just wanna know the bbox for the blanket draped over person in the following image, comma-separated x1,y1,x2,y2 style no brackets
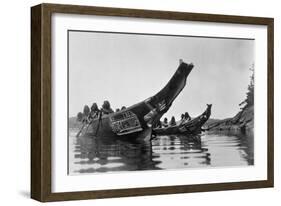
184,112,191,121
90,102,99,120
169,116,176,126
101,100,114,115
162,117,168,127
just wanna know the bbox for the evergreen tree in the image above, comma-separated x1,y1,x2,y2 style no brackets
239,64,254,109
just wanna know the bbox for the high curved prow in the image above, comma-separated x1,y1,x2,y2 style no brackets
148,60,194,112
185,104,212,125
203,104,212,119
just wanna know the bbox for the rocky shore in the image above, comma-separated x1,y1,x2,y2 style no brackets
205,105,254,132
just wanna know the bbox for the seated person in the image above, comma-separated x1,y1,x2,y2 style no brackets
169,116,177,126
184,112,191,121
162,117,168,127
179,113,186,126
101,100,114,115
181,113,185,120
89,103,99,119
77,112,83,122
154,120,162,128
82,105,90,123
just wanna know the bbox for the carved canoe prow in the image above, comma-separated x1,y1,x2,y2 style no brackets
78,60,194,141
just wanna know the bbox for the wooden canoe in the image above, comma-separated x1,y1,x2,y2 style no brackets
78,61,194,141
153,104,212,136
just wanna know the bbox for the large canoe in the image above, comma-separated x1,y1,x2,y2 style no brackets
78,61,194,141
153,104,212,136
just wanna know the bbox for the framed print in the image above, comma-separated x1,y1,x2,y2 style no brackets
31,3,274,202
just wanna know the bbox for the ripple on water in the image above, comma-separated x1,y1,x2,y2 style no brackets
68,130,254,174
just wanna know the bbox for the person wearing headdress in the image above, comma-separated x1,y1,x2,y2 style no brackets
77,112,83,122
184,112,191,121
82,105,90,123
89,102,99,120
101,100,114,115
179,113,186,126
181,113,185,120
169,116,176,126
181,113,185,123
162,117,168,127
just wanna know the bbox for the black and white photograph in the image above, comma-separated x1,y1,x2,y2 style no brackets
67,30,254,175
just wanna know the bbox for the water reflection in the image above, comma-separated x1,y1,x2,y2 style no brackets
151,135,210,169
68,130,254,174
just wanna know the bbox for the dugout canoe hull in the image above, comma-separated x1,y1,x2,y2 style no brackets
153,104,212,136
78,61,194,141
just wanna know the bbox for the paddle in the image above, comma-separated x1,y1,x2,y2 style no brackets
75,111,102,138
76,111,99,137
94,112,103,136
76,122,87,138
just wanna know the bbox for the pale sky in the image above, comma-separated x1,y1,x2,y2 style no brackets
68,31,254,120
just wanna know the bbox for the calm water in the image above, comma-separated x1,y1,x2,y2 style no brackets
68,130,254,175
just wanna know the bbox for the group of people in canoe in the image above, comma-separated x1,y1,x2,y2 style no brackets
77,100,193,129
73,61,212,138
77,100,127,124
154,112,192,129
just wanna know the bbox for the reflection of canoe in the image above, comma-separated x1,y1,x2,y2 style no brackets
72,136,160,173
153,104,212,136
79,61,194,141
